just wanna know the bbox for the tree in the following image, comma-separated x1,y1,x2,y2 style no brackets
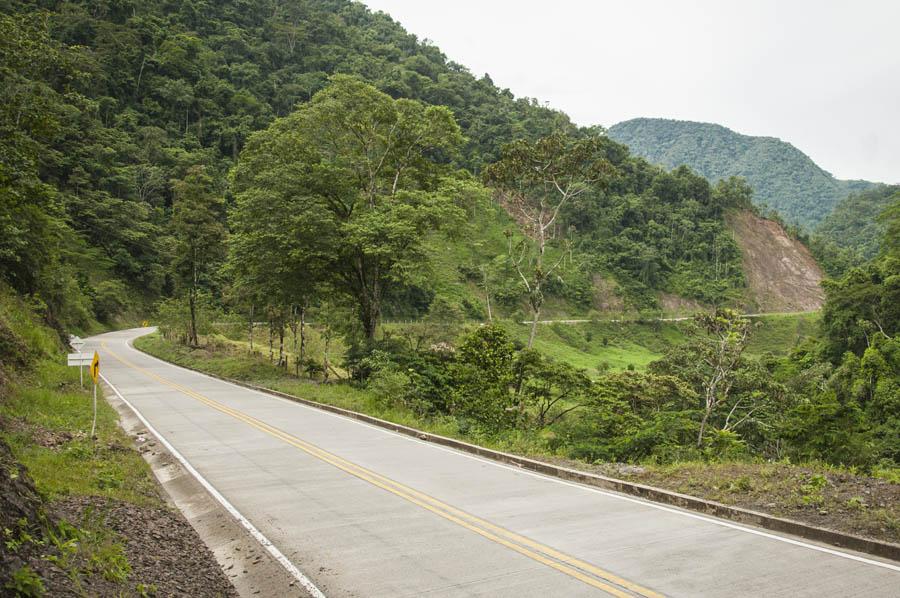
651,309,758,448
484,133,615,347
232,75,465,341
820,259,900,362
517,354,592,429
171,166,225,345
448,324,516,430
226,166,326,369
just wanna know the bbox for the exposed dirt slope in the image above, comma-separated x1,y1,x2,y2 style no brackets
728,210,825,311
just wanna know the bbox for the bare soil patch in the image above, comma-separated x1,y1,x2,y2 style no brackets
54,496,238,597
728,210,825,311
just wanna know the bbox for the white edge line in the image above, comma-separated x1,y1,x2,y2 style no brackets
119,331,900,574
98,369,327,598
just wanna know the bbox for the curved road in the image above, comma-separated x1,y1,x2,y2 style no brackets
88,328,899,597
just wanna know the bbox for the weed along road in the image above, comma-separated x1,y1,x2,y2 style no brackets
88,328,899,598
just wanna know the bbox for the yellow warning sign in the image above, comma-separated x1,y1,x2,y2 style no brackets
90,351,100,384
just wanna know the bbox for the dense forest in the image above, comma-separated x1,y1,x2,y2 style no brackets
1,0,753,333
2,0,898,478
608,118,878,229
810,185,900,277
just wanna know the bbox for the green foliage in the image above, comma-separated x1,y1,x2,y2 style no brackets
811,186,899,277
4,565,45,597
155,295,220,346
609,118,877,228
776,205,900,467
448,325,517,430
231,76,466,339
1,0,573,328
820,258,900,361
171,165,226,345
564,162,747,307
567,370,698,462
484,133,616,344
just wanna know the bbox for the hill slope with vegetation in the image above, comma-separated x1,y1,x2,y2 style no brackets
0,286,235,595
608,118,878,229
0,0,572,332
1,0,788,331
810,185,900,277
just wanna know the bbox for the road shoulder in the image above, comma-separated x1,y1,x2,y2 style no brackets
104,379,313,598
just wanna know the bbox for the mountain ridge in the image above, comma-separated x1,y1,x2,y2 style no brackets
607,117,878,228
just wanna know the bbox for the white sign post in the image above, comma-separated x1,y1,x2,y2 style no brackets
69,336,86,386
67,350,89,387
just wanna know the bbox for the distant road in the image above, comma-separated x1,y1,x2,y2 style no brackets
89,327,897,597
521,310,820,325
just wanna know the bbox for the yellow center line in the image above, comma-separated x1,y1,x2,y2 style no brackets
102,342,663,598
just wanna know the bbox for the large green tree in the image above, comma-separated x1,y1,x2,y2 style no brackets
171,165,226,345
232,75,464,340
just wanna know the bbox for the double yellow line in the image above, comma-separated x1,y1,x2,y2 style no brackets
102,343,662,598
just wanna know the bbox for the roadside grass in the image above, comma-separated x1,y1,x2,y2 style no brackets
1,360,162,507
582,460,899,541
503,313,819,374
0,285,173,595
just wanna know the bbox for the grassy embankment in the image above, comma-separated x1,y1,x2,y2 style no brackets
0,289,165,595
134,312,898,544
2,361,161,506
0,290,161,506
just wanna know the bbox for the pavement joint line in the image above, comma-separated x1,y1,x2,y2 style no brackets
97,369,327,598
102,341,660,598
124,333,900,571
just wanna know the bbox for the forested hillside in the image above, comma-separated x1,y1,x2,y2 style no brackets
0,0,573,331
608,118,877,228
1,0,762,332
810,185,900,277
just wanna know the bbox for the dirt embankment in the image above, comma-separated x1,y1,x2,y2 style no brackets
0,433,236,597
728,210,825,312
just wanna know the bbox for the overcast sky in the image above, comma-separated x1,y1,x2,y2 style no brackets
363,0,899,184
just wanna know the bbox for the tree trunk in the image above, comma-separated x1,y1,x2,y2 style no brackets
697,407,712,448
188,288,198,347
289,304,300,376
249,304,254,353
360,295,380,341
482,267,493,323
697,386,716,448
268,313,274,362
527,304,541,349
278,317,285,369
299,305,306,376
323,337,330,382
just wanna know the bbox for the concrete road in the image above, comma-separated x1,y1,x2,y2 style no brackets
88,328,899,597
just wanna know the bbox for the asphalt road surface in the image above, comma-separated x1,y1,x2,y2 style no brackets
88,328,900,597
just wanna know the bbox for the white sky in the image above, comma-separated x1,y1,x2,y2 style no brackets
362,0,900,184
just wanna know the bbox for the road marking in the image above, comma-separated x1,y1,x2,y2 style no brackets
102,341,661,597
97,370,327,598
123,333,900,575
